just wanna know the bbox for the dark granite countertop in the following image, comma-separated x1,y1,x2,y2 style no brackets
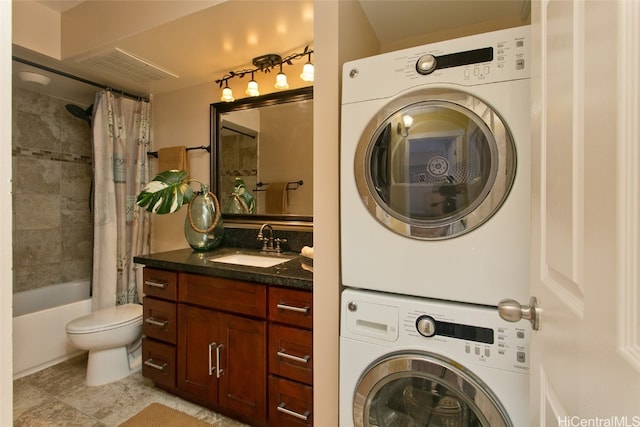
134,247,313,291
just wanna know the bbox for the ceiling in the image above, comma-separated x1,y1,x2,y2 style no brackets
12,0,529,106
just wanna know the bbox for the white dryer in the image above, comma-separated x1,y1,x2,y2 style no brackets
340,26,531,305
340,288,530,426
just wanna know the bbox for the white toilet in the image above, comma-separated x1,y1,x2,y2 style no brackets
66,303,143,386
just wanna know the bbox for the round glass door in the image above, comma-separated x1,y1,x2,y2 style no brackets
354,88,516,240
353,352,512,427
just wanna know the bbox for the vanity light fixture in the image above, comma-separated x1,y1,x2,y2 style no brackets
221,80,234,102
215,46,313,102
300,52,314,82
245,71,260,96
274,63,289,89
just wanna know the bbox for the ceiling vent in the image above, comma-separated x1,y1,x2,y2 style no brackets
74,48,178,83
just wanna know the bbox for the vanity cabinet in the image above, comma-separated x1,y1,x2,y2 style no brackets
140,265,313,427
177,273,267,423
267,287,314,426
141,268,178,389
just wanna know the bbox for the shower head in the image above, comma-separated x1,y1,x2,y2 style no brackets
65,104,93,126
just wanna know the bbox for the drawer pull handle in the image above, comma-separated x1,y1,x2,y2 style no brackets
145,280,168,289
277,402,311,421
144,317,169,327
216,344,224,378
144,358,167,372
208,342,217,376
277,350,311,364
276,302,310,314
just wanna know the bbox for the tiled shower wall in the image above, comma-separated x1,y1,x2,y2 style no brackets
12,87,93,294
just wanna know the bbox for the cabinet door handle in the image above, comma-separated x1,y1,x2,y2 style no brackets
216,344,224,378
277,402,311,421
144,317,169,327
208,342,217,376
143,358,167,372
277,350,311,364
276,302,310,314
145,280,168,289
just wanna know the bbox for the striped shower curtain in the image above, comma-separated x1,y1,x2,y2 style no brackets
91,90,151,310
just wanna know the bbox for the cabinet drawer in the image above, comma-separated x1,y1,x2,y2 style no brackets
268,287,312,329
179,273,266,318
143,268,178,301
143,297,177,344
142,338,176,389
269,324,313,385
268,376,313,426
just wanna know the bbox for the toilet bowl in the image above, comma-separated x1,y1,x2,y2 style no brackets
66,303,143,386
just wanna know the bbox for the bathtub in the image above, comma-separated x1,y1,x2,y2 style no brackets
13,280,92,379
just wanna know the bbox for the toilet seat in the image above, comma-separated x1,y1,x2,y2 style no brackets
66,303,142,334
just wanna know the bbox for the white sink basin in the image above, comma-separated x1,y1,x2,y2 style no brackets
208,253,293,268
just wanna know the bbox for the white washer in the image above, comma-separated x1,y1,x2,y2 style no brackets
340,26,530,305
340,288,529,426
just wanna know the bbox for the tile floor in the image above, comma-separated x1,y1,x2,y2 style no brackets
13,354,251,426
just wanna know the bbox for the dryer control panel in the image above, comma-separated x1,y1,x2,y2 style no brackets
342,25,530,104
342,288,530,374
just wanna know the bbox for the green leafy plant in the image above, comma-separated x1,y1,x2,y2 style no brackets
136,170,196,214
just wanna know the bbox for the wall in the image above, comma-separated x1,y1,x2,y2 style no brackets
148,83,215,253
1,0,14,422
11,0,61,59
12,87,93,293
379,15,529,53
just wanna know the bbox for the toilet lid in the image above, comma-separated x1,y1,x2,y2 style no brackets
66,303,143,334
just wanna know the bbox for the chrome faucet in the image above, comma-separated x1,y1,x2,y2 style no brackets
257,223,286,253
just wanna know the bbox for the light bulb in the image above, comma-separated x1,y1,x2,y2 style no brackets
245,79,260,96
300,62,314,82
221,86,234,102
274,72,289,89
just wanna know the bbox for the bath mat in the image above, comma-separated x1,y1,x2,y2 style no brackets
119,403,212,427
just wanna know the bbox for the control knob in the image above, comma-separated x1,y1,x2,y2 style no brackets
416,315,436,337
416,54,437,75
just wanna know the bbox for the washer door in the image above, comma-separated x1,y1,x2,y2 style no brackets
353,352,512,427
354,88,516,240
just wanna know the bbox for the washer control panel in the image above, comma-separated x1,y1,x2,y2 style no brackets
342,288,530,374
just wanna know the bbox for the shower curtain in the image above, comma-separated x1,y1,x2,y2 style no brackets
92,90,151,310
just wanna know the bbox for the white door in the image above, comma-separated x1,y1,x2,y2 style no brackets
527,0,640,423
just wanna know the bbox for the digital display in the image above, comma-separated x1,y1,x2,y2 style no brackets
435,47,494,70
435,320,494,344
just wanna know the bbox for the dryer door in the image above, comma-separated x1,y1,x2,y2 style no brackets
354,88,516,240
353,352,512,427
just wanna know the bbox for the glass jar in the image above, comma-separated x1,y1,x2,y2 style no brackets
184,184,224,251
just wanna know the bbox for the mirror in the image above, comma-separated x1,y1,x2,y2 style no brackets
211,87,313,225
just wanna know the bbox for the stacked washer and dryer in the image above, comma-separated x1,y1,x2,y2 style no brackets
339,26,532,426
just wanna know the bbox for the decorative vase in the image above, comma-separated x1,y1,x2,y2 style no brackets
184,184,224,251
223,177,256,214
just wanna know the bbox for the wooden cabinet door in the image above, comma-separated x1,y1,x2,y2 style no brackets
217,313,267,422
177,304,219,402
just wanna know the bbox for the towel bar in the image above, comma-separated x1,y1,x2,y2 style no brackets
253,180,303,192
147,145,211,158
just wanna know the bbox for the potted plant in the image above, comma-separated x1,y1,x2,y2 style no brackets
136,170,224,250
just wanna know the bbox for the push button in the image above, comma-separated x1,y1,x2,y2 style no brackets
517,351,526,363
